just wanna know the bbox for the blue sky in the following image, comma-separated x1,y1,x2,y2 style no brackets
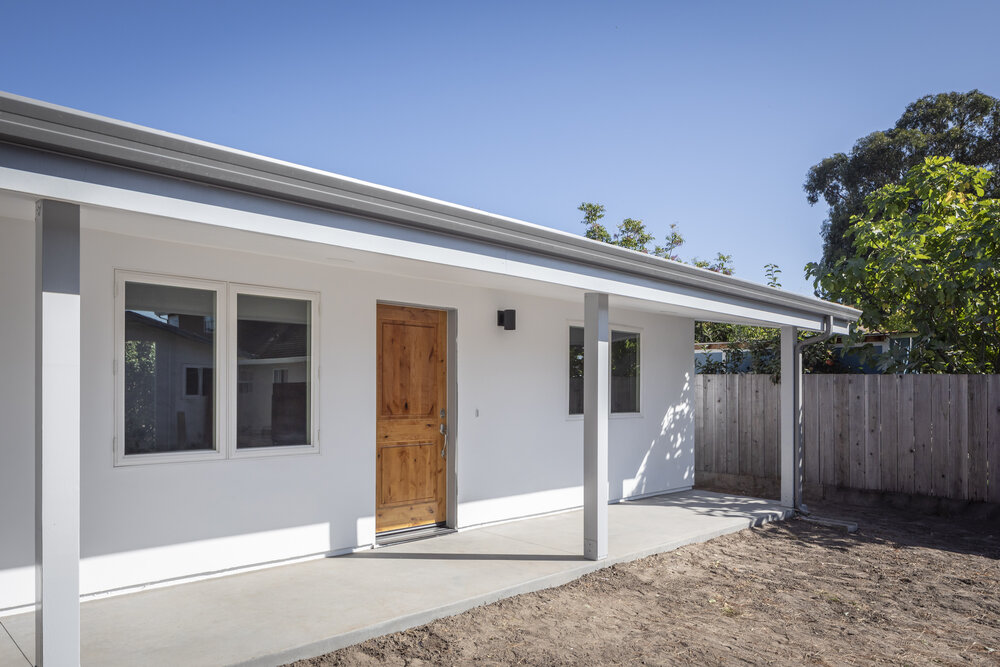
3,1,999,295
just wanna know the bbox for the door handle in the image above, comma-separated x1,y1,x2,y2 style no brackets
440,423,447,458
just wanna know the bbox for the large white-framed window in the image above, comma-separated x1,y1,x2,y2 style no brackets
229,283,320,459
567,323,642,417
114,270,320,466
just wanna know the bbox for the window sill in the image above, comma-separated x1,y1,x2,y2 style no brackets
115,448,226,467
566,412,644,421
231,444,320,459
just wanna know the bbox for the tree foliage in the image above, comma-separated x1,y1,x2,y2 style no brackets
807,157,1000,373
805,91,1000,289
574,201,819,376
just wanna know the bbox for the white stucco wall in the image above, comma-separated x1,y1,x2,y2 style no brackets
0,212,694,611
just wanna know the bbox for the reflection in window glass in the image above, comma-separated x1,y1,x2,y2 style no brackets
567,326,640,415
569,326,585,415
611,330,640,413
124,282,216,454
236,294,311,448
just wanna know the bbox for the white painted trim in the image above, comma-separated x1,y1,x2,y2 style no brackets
228,283,321,459
114,270,228,466
0,166,848,331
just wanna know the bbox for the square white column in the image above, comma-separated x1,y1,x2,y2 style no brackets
583,292,609,560
35,199,81,666
779,325,797,509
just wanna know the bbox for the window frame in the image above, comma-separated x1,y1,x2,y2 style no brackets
114,270,228,466
228,283,321,459
566,321,644,419
114,271,321,466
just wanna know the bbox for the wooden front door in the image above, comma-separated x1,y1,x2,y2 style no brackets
376,304,448,533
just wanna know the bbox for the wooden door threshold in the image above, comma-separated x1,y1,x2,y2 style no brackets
375,524,455,547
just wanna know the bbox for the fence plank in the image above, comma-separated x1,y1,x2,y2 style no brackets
739,375,752,475
820,375,836,487
897,375,915,495
968,375,989,501
706,375,718,472
931,375,951,497
750,374,764,477
863,375,880,490
912,375,935,496
950,375,969,500
986,376,1000,504
835,376,851,487
803,375,820,487
694,376,704,473
879,375,898,492
726,374,740,474
764,377,779,478
714,375,727,473
848,376,866,489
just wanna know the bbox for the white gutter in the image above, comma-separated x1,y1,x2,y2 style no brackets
0,90,860,326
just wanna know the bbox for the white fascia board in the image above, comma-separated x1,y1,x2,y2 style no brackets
0,91,860,327
1,165,835,330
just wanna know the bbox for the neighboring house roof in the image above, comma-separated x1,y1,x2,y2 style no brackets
125,310,212,345
0,91,860,329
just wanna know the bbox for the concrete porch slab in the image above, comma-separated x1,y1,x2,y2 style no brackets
0,490,789,667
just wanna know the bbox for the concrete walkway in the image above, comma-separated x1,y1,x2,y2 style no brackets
0,490,789,667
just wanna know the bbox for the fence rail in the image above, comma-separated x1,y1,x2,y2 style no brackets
694,374,1000,503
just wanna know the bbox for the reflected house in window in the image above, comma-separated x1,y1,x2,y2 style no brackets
236,294,311,448
124,283,216,454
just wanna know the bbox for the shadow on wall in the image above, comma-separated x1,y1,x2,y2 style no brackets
623,372,694,499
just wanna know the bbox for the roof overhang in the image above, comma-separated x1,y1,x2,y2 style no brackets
0,91,859,333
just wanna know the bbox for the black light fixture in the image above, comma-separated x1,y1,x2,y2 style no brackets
497,309,516,331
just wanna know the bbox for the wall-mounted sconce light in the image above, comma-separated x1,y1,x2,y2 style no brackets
497,309,516,331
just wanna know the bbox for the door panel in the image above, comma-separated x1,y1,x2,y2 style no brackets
376,304,447,533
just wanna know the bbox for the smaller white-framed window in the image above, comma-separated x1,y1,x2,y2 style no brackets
115,271,227,466
229,283,320,459
567,323,642,417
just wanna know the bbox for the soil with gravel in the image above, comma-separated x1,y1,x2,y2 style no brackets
287,502,999,666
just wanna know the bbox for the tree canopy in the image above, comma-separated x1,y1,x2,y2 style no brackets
807,157,1000,373
805,90,1000,287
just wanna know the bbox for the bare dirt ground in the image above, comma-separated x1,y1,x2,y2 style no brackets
288,502,999,666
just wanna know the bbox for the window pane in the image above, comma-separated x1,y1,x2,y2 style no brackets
124,282,216,454
237,294,311,448
568,326,584,415
611,330,640,413
567,327,640,415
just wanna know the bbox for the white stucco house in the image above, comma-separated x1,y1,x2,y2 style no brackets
0,91,859,664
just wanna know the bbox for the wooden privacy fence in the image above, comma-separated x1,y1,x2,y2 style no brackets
694,374,1000,503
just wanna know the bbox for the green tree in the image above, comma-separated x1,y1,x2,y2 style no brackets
692,253,734,276
614,217,654,251
805,91,1000,292
807,157,1000,373
653,223,685,260
578,202,612,243
764,263,781,288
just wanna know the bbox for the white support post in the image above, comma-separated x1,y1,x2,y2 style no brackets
583,292,609,561
779,326,796,509
35,200,81,666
